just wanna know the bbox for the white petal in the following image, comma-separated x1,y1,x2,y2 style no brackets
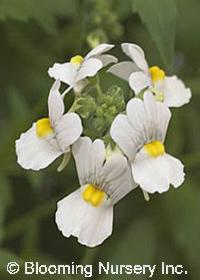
72,137,105,185
162,76,192,107
101,155,137,204
127,97,149,144
90,139,106,182
143,91,171,140
164,154,185,188
98,54,118,66
75,58,103,82
55,113,82,152
121,43,149,72
48,62,77,86
132,151,185,193
56,189,113,247
110,114,138,161
72,137,92,185
85,44,115,59
48,80,64,126
129,71,151,94
108,61,138,81
115,92,171,157
16,123,62,171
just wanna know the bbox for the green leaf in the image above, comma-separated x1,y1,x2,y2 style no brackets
132,0,177,69
0,0,78,33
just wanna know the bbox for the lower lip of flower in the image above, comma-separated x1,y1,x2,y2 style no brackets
144,141,165,158
82,184,106,207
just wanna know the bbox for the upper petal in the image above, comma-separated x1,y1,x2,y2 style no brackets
112,92,171,160
143,91,171,141
162,76,192,107
121,43,149,72
108,61,138,81
56,188,113,247
48,80,64,126
129,71,151,94
98,54,118,67
101,154,137,204
55,112,83,152
72,137,106,186
75,58,103,83
48,62,78,86
16,123,62,171
110,114,138,161
85,44,115,59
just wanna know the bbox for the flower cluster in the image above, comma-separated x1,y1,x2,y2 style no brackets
16,43,192,248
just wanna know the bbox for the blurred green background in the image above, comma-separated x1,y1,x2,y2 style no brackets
0,0,200,279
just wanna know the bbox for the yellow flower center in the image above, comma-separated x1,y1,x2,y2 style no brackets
36,118,54,138
82,184,106,207
149,66,165,83
70,55,84,65
144,141,165,158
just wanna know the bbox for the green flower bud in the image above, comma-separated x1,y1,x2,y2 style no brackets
75,96,96,119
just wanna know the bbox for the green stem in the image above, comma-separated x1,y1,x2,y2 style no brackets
57,152,71,172
68,97,82,112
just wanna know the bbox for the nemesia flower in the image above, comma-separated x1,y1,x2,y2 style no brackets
16,80,82,171
48,44,117,94
110,91,185,194
56,137,137,247
108,43,191,107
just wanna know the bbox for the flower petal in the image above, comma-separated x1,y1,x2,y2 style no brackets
129,71,151,94
110,114,138,161
162,76,192,107
48,62,78,86
101,155,137,204
164,154,185,188
108,61,138,81
16,123,62,170
143,91,171,141
132,151,185,193
75,58,103,82
121,43,149,72
48,80,64,126
72,137,105,185
85,43,115,59
55,112,82,152
56,188,113,247
98,54,118,66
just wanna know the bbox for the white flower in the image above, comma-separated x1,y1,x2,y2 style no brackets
56,137,137,247
48,44,117,91
108,43,192,107
110,91,185,194
16,80,82,171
